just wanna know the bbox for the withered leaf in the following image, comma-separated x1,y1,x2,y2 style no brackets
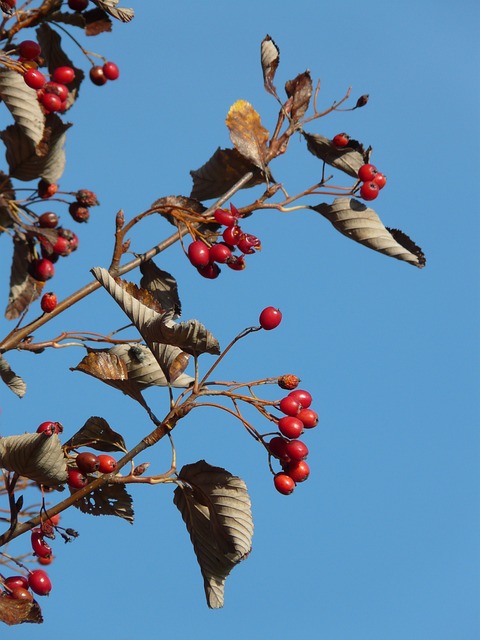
49,9,87,29
91,268,220,359
64,416,127,453
285,71,312,126
174,460,253,609
139,260,182,318
0,354,26,398
0,433,67,486
303,131,366,178
261,34,280,97
72,482,134,523
5,234,43,320
0,593,43,626
92,0,134,22
150,194,207,229
115,279,164,313
313,198,426,268
0,68,45,150
83,8,112,35
226,100,270,171
0,171,15,235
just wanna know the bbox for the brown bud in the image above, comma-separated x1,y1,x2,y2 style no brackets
278,374,301,390
355,94,369,109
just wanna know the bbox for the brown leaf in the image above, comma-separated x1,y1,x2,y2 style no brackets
64,416,128,453
72,481,134,523
226,100,270,171
83,8,112,35
190,147,267,201
49,9,87,29
5,234,43,320
0,68,45,150
140,260,182,318
312,198,426,268
174,460,253,609
0,354,26,398
285,71,312,126
150,194,206,227
303,131,366,178
0,172,15,236
0,593,43,626
0,433,67,486
261,35,280,97
92,0,134,22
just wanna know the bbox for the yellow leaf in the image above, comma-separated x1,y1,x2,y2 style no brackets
225,100,269,171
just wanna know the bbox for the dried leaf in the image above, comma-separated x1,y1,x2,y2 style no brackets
0,171,15,235
49,9,87,29
285,71,312,126
139,260,182,318
0,593,43,626
0,68,45,150
36,23,85,111
64,416,127,453
83,8,113,35
303,131,366,178
226,100,270,171
1,115,71,182
0,354,26,398
72,482,133,523
261,35,280,96
0,433,67,486
150,194,206,229
312,198,426,268
92,0,134,22
190,147,266,201
174,460,253,609
91,268,221,358
5,234,43,320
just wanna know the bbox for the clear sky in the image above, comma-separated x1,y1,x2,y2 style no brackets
0,1,479,638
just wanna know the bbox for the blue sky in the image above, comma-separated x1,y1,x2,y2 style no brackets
0,1,479,638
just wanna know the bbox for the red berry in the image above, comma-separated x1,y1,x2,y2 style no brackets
278,374,300,390
213,208,236,226
358,163,378,182
237,233,261,254
285,460,310,483
288,389,312,408
209,242,232,263
37,180,58,199
89,66,107,86
279,395,300,416
285,439,309,461
75,451,100,473
69,232,79,251
52,66,75,85
68,202,90,222
44,513,60,526
31,258,55,281
28,569,52,596
9,587,34,601
18,40,41,60
297,408,319,429
222,225,242,246
37,555,54,566
188,240,210,267
226,255,246,271
36,421,63,436
40,92,62,113
97,454,117,474
4,576,28,590
40,292,57,313
31,529,53,558
268,436,290,462
332,133,350,148
24,68,46,90
103,61,120,81
52,235,71,256
68,0,89,10
372,172,387,190
197,262,221,279
37,211,59,228
67,468,88,490
274,473,295,495
359,180,379,201
259,306,282,330
278,416,304,439
76,189,99,206
44,81,69,102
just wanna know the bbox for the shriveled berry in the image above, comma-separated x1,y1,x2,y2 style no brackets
237,233,261,254
31,258,55,281
259,306,282,330
18,40,41,60
75,451,100,473
97,454,117,473
68,202,90,222
297,408,319,429
226,255,246,270
279,395,301,416
40,292,57,313
37,211,58,228
103,61,119,81
38,180,58,199
285,439,309,461
274,473,295,495
359,180,379,201
278,416,304,439
67,468,88,490
285,460,310,483
52,66,75,85
358,163,378,182
28,569,52,596
278,374,300,390
24,68,46,90
75,189,99,206
288,389,312,408
188,240,210,267
209,243,232,263
36,421,63,436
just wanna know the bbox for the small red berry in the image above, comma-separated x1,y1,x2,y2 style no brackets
37,555,54,566
372,172,387,190
297,408,319,429
209,242,232,263
67,468,88,490
31,258,55,281
37,180,58,199
103,61,120,81
285,460,310,483
31,529,53,558
40,292,57,313
10,587,34,602
24,68,46,90
288,389,312,408
68,0,89,10
268,436,290,462
197,262,221,279
97,454,117,474
278,374,300,390
52,66,75,85
4,576,28,591
89,66,107,86
75,451,100,473
222,225,242,246
332,133,350,148
278,416,304,439
237,233,261,254
285,439,309,461
36,421,63,436
52,235,71,256
28,569,52,596
279,395,301,416
40,92,62,113
188,240,210,267
44,81,69,102
214,208,236,226
358,163,378,182
18,40,41,60
274,473,296,495
259,306,282,330
359,180,379,201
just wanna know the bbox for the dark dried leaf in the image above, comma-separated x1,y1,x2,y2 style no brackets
140,260,182,318
226,100,270,171
92,0,134,22
150,194,206,229
312,197,426,268
0,172,15,235
49,9,87,29
285,71,312,126
72,482,133,523
5,234,43,320
64,416,128,453
174,460,253,608
261,34,280,97
0,593,43,626
303,131,366,178
0,68,45,150
0,354,26,397
190,147,266,201
0,433,67,486
108,343,193,387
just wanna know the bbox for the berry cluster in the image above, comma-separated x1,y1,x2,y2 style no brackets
89,61,120,87
1,569,52,601
268,388,319,495
357,163,387,201
67,452,118,490
188,204,261,278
